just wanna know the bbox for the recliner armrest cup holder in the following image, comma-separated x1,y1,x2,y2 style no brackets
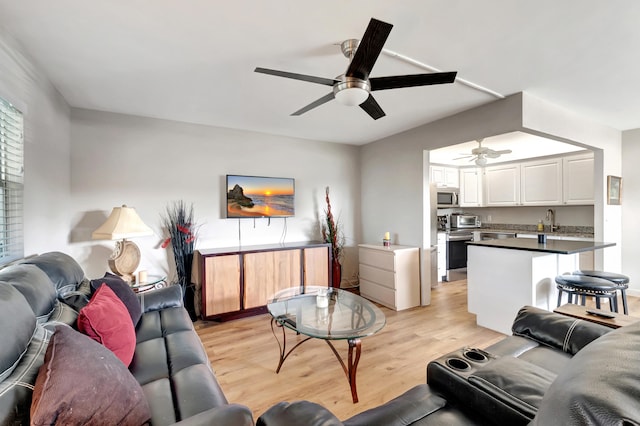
463,349,489,362
428,347,536,425
441,348,492,375
446,357,471,371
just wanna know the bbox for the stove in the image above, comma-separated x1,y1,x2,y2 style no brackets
445,229,476,282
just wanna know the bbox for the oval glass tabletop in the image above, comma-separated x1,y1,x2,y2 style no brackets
267,285,386,340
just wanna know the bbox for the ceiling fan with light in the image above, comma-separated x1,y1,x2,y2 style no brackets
455,139,513,166
254,18,458,120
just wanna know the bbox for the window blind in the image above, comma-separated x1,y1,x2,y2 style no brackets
0,97,24,263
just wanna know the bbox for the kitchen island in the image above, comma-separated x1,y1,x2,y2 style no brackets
467,238,615,334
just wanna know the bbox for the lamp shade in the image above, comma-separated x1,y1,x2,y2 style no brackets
92,205,153,240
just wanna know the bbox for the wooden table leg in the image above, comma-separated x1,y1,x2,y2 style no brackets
348,338,361,403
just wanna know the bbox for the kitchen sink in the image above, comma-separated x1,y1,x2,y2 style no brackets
475,231,517,241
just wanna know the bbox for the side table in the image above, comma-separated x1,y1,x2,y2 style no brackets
554,303,640,329
131,275,167,293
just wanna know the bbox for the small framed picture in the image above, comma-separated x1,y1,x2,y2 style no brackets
607,175,622,205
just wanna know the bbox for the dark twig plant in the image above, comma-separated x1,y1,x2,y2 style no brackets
321,187,345,264
161,200,198,290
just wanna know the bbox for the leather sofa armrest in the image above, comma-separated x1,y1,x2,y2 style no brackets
512,306,611,355
468,356,556,420
138,284,183,313
257,385,449,426
172,404,254,426
257,401,343,426
343,384,447,426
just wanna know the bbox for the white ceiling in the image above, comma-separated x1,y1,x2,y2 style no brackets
430,132,585,167
1,1,640,145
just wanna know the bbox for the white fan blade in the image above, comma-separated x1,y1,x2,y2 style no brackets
453,155,474,160
486,149,512,158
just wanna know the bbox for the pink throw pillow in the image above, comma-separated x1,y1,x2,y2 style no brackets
77,283,136,366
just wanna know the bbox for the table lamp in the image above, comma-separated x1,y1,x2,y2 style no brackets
92,205,154,283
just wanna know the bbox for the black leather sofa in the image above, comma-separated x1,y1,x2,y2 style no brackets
0,251,253,425
258,305,640,425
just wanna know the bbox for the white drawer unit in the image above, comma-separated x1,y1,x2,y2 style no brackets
358,244,420,311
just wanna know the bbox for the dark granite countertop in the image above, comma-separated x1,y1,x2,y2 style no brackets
467,238,615,254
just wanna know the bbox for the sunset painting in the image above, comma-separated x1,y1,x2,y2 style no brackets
226,175,295,218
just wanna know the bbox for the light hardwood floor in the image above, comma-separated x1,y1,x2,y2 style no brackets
194,280,640,421
194,281,506,421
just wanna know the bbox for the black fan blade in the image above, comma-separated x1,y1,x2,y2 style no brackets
359,94,386,120
345,18,393,80
291,92,335,116
369,72,457,91
255,67,339,86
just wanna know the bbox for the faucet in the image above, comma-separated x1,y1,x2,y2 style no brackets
546,209,559,232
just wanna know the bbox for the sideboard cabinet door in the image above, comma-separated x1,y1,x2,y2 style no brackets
203,255,241,316
303,247,330,286
244,249,301,309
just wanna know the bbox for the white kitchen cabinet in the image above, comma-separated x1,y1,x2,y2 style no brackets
484,164,520,206
358,244,420,311
431,165,459,188
459,168,483,207
563,153,594,205
520,158,563,205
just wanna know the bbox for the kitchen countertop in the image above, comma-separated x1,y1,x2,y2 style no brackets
466,238,614,254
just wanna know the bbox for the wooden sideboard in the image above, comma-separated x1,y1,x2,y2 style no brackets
193,241,332,320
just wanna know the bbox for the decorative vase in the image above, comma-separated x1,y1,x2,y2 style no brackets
176,252,197,321
331,258,342,289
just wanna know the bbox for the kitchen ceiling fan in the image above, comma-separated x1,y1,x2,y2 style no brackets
455,139,513,166
254,18,457,120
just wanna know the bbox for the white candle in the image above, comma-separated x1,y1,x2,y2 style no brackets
316,288,329,308
384,232,390,240
138,270,148,284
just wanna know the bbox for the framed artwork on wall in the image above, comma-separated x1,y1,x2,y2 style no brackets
607,175,622,205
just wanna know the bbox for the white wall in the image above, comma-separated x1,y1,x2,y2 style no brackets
69,109,361,283
622,130,640,296
361,94,524,305
0,29,72,257
361,94,524,248
520,93,622,272
360,93,624,303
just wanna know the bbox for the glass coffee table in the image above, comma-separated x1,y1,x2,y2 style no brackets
267,286,386,403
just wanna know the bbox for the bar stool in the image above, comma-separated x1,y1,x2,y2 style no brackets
555,274,619,312
573,270,630,315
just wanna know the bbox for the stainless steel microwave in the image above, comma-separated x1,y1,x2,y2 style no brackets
436,188,459,208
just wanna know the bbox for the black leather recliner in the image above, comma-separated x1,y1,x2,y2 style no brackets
258,306,640,425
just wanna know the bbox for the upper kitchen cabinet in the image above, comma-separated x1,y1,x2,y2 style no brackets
562,152,594,205
520,158,563,205
431,165,459,188
484,164,520,206
459,168,483,207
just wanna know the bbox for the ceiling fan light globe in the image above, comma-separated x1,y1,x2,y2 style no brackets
475,157,488,166
333,78,370,106
334,87,369,106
